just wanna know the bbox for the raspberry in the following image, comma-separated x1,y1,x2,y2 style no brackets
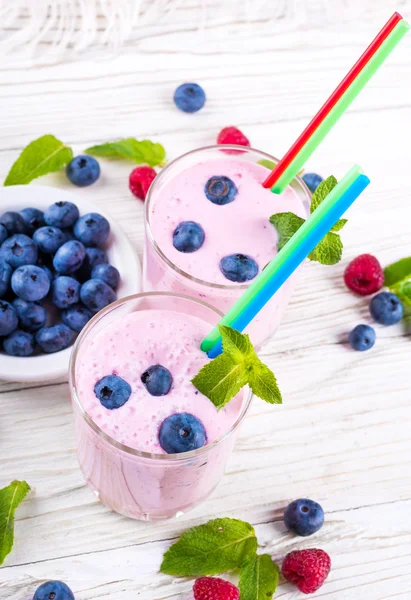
193,577,239,600
344,254,384,295
217,127,250,148
282,548,331,594
129,166,157,201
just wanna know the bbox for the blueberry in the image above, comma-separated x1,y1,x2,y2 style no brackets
44,201,80,228
94,374,131,409
11,265,50,301
33,226,67,254
61,303,93,332
0,224,8,244
3,330,35,357
19,207,45,234
76,247,108,281
80,279,116,313
91,263,120,290
33,580,75,600
302,172,323,193
220,253,258,282
39,264,54,283
36,324,72,353
141,364,172,396
12,298,47,331
173,83,206,113
0,211,26,235
159,413,207,454
66,155,100,187
348,324,376,351
173,221,205,253
0,300,18,336
204,176,237,205
0,234,38,268
51,276,80,309
284,498,325,536
370,292,404,325
73,213,110,247
0,261,12,298
53,240,86,275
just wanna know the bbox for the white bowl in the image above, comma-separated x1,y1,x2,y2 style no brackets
0,185,142,383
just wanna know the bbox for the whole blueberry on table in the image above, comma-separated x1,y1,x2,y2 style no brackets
51,276,81,309
141,364,173,396
0,211,26,235
53,240,86,275
0,224,8,244
36,324,72,353
0,260,12,297
0,300,18,336
44,201,80,228
220,253,259,282
61,303,93,332
302,172,323,193
348,324,376,351
173,82,206,113
91,263,120,290
94,374,132,409
0,233,38,268
80,278,116,313
159,413,207,454
173,221,205,253
204,175,237,205
3,329,35,357
33,226,67,254
370,291,404,325
284,498,325,536
33,580,75,600
12,298,47,332
11,265,50,301
19,207,44,234
66,155,100,187
73,212,110,247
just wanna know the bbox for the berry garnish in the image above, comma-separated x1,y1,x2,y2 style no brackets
174,83,206,113
217,126,250,148
220,253,258,282
66,155,100,187
302,172,323,193
370,291,404,325
193,577,239,600
284,498,324,536
159,413,207,454
281,548,331,594
129,166,157,201
173,221,205,253
204,176,238,205
349,324,376,351
33,580,75,600
36,324,73,353
141,364,173,396
94,374,132,410
344,254,384,295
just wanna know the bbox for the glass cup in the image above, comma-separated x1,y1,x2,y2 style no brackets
143,145,311,349
69,292,252,521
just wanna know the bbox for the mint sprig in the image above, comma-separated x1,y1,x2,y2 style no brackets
85,138,166,167
384,257,411,307
0,480,30,566
192,325,282,410
239,554,279,600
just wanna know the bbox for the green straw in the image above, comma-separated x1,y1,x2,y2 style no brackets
272,19,409,194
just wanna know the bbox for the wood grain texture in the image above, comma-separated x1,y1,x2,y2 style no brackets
1,11,411,600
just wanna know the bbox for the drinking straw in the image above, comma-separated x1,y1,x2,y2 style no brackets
263,15,409,194
201,165,370,357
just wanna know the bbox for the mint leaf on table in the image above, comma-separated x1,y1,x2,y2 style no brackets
0,480,30,566
85,138,166,167
239,554,280,600
391,276,411,307
4,135,73,186
160,518,257,576
384,257,411,287
269,212,305,252
308,231,343,265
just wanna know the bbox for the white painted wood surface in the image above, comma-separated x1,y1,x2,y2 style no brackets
1,10,411,600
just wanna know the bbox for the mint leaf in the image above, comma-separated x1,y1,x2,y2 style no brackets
0,480,30,566
331,218,347,232
257,159,276,170
191,353,248,410
384,257,411,287
220,324,253,362
248,361,282,405
160,518,257,576
309,231,343,265
310,175,338,213
85,138,166,167
269,212,305,252
391,276,411,307
4,135,73,186
239,554,280,600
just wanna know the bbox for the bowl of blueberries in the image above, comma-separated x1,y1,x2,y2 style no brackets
0,185,141,382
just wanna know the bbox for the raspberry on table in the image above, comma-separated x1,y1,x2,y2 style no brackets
193,577,239,600
129,166,157,201
281,548,331,594
217,126,250,147
344,253,384,295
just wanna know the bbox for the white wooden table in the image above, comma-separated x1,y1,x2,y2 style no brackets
1,11,411,600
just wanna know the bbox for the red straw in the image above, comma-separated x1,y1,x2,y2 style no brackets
263,11,403,189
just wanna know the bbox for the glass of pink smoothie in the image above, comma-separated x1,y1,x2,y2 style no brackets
144,146,311,349
69,292,252,520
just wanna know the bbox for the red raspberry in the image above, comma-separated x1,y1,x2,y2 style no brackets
193,577,239,600
129,166,157,201
344,254,384,295
217,127,250,148
282,548,331,594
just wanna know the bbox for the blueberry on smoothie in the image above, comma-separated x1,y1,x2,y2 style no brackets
80,279,116,313
44,201,80,229
53,240,86,275
0,234,38,268
173,221,205,253
3,330,35,357
33,580,75,600
141,364,172,396
0,300,18,336
91,263,120,290
173,83,206,113
11,265,50,301
284,498,324,536
94,375,132,410
0,261,12,298
61,304,93,332
204,175,237,205
36,324,73,353
19,207,45,234
0,211,26,235
33,226,68,254
12,298,47,331
159,413,207,453
66,155,100,187
74,213,110,247
51,276,81,309
220,253,258,282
